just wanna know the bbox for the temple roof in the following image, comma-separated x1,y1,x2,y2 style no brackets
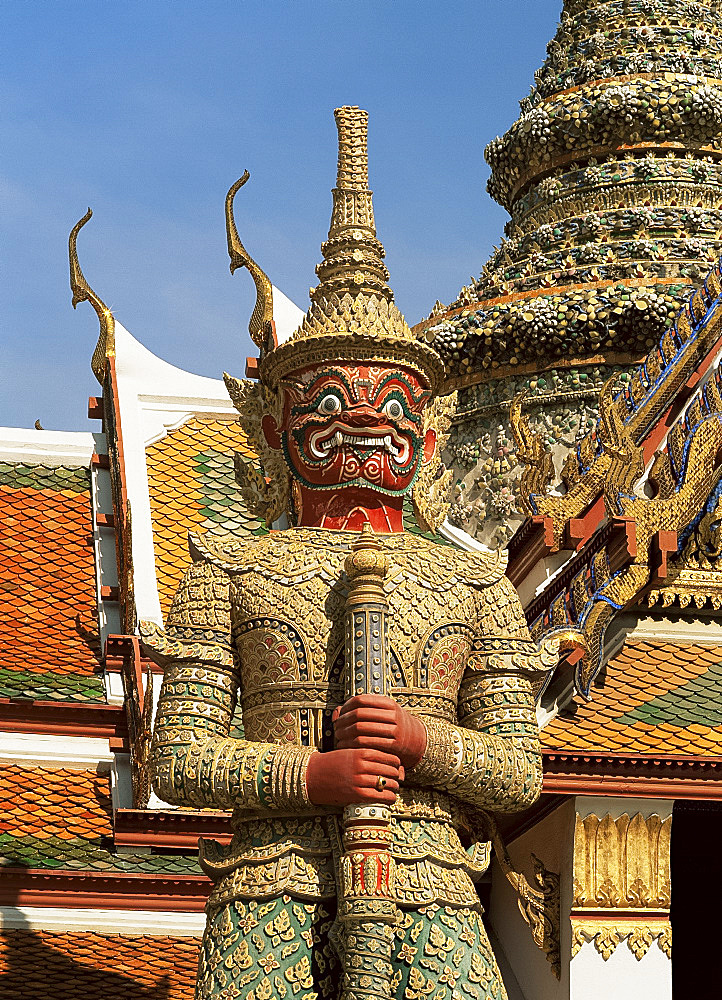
145,415,264,618
542,639,722,755
0,459,103,702
0,764,197,875
0,930,198,1000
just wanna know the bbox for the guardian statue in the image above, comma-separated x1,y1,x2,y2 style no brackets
146,106,555,1000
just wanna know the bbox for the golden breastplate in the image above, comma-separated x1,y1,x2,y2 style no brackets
219,528,500,749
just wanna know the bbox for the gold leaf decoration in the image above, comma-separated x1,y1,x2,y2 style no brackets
411,392,457,533
223,373,290,527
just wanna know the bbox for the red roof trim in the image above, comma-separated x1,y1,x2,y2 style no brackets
543,751,722,800
106,358,131,630
506,515,555,590
0,869,211,912
544,774,722,799
545,751,722,767
0,698,126,738
113,808,233,850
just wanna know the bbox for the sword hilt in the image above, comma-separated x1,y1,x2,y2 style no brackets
344,523,390,700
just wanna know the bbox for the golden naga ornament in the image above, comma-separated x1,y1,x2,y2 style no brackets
145,106,557,1000
225,171,274,352
68,208,116,384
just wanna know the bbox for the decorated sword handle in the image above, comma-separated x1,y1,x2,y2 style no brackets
337,524,397,1000
344,523,390,701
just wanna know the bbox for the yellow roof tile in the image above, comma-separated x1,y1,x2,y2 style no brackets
543,641,722,756
145,416,260,617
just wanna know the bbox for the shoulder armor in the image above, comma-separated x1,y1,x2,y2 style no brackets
189,530,261,569
139,619,234,668
188,527,507,592
402,535,507,591
142,555,234,665
188,528,344,586
454,546,508,590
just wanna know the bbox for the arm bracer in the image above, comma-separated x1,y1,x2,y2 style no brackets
409,579,557,813
147,560,313,812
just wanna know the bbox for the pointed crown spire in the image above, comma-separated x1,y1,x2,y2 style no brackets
312,106,393,305
258,107,446,394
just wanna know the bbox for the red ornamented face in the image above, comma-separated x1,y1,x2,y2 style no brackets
262,363,435,496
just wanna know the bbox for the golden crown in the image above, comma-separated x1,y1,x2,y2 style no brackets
246,107,446,393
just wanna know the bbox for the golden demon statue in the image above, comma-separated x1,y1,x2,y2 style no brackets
146,107,554,1000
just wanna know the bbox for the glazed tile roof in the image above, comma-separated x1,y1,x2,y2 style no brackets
0,930,198,1000
145,416,265,617
0,765,197,875
0,462,103,702
0,766,112,840
543,641,722,756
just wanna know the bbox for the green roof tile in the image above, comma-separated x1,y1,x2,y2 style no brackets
195,449,267,538
618,660,722,729
0,834,199,875
0,668,105,703
0,463,89,494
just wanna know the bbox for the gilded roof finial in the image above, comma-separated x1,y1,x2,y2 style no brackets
68,209,116,385
225,171,275,352
311,106,393,305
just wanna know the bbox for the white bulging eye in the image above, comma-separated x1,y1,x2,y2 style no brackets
317,393,341,415
383,399,404,420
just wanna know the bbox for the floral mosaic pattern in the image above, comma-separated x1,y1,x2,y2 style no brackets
196,896,506,1000
416,1,722,540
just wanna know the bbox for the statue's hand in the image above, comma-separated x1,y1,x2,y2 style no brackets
306,748,401,807
333,694,427,769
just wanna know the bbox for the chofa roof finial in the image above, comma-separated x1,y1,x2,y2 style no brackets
225,171,275,353
68,209,116,385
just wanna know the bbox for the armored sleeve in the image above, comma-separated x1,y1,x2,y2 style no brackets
409,575,555,812
147,559,314,812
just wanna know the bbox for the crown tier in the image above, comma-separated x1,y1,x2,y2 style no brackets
260,109,445,392
311,107,393,305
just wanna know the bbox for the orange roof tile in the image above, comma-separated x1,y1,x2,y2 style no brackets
0,464,101,689
0,930,198,1000
543,641,722,756
145,416,263,617
0,766,112,841
0,765,201,875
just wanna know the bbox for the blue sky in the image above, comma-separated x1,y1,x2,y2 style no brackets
1,0,562,431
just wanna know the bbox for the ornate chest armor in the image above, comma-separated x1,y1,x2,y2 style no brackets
148,528,551,911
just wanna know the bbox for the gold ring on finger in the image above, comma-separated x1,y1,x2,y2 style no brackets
375,775,388,792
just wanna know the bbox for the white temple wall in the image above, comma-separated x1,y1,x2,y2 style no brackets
490,799,575,1000
570,938,671,1000
570,796,672,1000
490,795,673,999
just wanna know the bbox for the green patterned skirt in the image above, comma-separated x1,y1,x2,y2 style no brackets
196,895,507,1000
